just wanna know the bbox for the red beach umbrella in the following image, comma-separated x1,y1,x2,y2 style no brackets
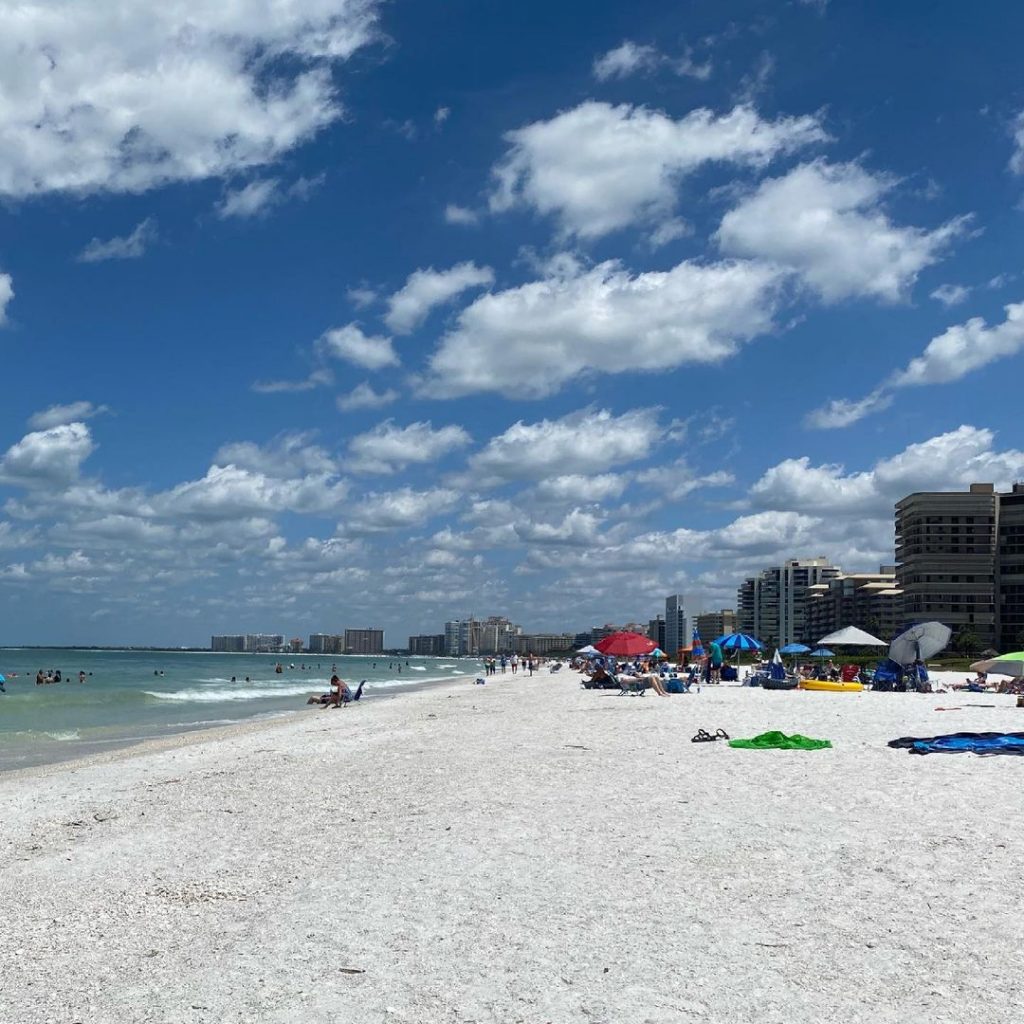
594,631,658,657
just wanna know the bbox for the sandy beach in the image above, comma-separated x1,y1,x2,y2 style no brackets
3,672,1024,1023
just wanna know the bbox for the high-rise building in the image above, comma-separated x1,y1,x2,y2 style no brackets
647,614,666,648
477,616,522,654
211,634,246,652
806,569,903,643
308,633,343,654
408,634,446,655
245,633,284,653
737,558,842,647
512,633,576,655
343,628,384,655
664,595,687,656
695,610,736,642
895,482,1024,651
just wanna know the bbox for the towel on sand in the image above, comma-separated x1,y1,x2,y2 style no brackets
889,732,1024,756
728,731,832,751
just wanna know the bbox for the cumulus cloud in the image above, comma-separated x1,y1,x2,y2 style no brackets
344,487,461,533
420,257,785,398
514,509,605,547
0,423,95,486
750,425,1024,517
336,382,399,411
28,401,109,430
532,473,628,505
319,324,399,370
1010,111,1024,175
0,1,380,197
77,219,157,263
489,101,827,240
216,175,324,218
469,408,662,482
213,432,337,479
718,160,968,302
384,262,494,334
807,302,1024,427
346,420,471,474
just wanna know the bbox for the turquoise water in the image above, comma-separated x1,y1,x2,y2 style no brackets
0,649,479,772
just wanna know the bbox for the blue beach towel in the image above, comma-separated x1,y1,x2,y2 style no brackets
888,732,1024,756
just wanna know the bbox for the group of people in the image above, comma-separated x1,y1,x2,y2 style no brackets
35,669,89,685
481,654,533,676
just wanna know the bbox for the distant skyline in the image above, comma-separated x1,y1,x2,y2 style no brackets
3,1,1024,645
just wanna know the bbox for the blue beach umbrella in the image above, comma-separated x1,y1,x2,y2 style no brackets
810,647,835,658
713,633,764,652
779,643,811,655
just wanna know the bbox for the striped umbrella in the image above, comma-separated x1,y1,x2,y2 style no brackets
713,632,764,652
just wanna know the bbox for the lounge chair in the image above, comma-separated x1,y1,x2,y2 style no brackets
617,674,647,696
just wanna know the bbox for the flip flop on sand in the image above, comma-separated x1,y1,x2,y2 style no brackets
691,729,716,743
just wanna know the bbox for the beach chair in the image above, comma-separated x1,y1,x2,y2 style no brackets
840,664,859,682
617,675,647,696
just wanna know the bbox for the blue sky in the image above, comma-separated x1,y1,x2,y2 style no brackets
2,0,1024,646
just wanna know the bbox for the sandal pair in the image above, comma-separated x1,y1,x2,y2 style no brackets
691,728,729,743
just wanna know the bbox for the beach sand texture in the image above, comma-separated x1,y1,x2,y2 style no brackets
2,674,1024,1023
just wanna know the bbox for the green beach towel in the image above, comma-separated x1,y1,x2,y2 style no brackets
728,730,832,751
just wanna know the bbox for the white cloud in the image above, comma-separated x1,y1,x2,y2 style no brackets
807,302,1024,428
930,283,971,307
346,420,471,474
0,423,95,486
532,473,628,505
336,382,399,411
216,179,282,219
592,41,661,80
344,487,461,533
750,425,1024,518
421,257,785,398
718,160,968,302
514,509,605,547
347,285,378,309
77,219,157,263
804,391,893,429
216,175,324,219
444,204,480,226
891,302,1024,387
0,1,379,197
213,432,337,479
635,462,735,501
251,369,333,394
434,106,451,125
319,324,399,370
28,401,109,430
384,262,494,334
0,273,11,324
1010,111,1024,175
592,41,711,82
490,101,826,239
469,408,662,482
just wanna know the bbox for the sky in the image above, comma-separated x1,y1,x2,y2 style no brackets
2,0,1024,646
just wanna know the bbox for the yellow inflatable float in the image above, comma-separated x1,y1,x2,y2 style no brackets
798,679,864,692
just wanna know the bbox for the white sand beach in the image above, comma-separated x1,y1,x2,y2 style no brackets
3,673,1024,1024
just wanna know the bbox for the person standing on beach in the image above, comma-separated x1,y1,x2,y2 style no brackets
708,640,723,684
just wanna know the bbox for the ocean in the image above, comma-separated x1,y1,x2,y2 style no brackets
0,649,479,772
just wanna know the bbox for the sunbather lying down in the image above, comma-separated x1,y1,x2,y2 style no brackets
617,672,670,697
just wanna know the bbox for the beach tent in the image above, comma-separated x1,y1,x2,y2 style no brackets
818,626,887,647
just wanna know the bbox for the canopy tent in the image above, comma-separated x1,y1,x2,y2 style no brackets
889,622,952,665
594,631,657,657
818,626,887,647
576,644,600,655
970,651,1024,677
